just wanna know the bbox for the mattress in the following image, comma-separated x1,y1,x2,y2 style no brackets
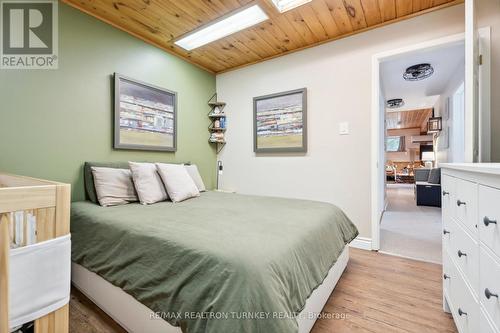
71,191,358,333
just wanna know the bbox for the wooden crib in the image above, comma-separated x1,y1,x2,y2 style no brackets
0,173,70,333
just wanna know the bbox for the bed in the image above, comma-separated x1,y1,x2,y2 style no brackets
70,190,358,333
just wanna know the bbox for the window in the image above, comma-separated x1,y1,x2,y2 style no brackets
174,5,268,51
386,136,405,152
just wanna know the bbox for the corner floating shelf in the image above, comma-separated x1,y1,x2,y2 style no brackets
208,93,227,154
208,101,226,107
208,113,227,118
208,127,226,132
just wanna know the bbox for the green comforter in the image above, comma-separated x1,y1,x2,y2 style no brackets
71,191,358,333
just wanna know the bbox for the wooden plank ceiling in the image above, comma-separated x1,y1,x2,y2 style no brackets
62,0,462,73
386,108,432,131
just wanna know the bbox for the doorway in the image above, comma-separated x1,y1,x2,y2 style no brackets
370,32,466,260
380,41,465,262
371,27,490,256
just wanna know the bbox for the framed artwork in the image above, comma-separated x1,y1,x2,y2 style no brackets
253,88,307,153
427,116,442,133
114,73,177,151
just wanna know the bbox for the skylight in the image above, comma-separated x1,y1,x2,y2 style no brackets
271,0,312,13
175,5,268,51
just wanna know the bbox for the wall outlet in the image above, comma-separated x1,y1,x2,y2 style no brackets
339,122,350,135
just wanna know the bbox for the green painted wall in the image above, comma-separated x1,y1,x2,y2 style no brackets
0,4,216,201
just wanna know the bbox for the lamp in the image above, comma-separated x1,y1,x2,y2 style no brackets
422,151,435,169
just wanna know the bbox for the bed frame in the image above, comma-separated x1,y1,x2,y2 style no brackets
72,246,349,333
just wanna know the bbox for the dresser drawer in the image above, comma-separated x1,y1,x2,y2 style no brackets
454,178,478,235
450,263,479,333
442,175,456,219
480,308,499,333
443,215,455,256
447,220,479,295
479,185,500,259
479,248,500,331
443,248,453,297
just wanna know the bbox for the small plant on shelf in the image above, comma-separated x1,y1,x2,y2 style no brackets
208,93,226,153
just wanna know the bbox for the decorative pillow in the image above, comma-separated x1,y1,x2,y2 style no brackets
156,163,200,203
84,162,129,204
428,168,441,184
185,164,206,192
129,162,168,205
91,167,138,207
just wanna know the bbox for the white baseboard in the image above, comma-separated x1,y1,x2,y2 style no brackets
349,236,372,251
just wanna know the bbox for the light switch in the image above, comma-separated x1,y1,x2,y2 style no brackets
339,122,350,135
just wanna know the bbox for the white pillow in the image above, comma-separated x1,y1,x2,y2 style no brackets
185,164,206,192
156,163,200,203
129,162,168,205
91,167,138,207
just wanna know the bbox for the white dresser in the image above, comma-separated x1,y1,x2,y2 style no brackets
441,164,500,333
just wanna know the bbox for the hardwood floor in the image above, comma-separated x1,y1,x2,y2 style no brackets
312,249,456,333
69,248,457,333
70,288,126,333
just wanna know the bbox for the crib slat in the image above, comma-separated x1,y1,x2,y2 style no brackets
53,304,69,332
34,311,54,333
34,304,69,333
0,214,10,333
55,185,70,237
34,208,56,242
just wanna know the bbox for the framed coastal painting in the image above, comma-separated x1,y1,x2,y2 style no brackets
253,88,307,153
114,73,177,152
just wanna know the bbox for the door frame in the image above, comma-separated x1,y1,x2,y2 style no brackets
370,33,465,251
478,27,491,162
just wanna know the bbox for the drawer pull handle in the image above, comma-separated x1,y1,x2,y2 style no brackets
443,273,450,280
443,229,450,235
457,200,466,206
485,288,499,299
442,191,450,196
458,308,467,316
484,217,498,226
457,250,467,258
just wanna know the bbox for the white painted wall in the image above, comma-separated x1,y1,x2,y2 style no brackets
436,62,465,164
216,2,498,238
